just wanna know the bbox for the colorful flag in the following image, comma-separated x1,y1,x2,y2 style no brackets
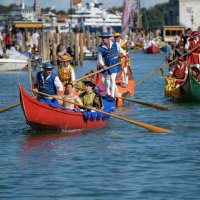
73,0,82,5
122,0,133,34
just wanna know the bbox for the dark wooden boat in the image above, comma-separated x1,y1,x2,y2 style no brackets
146,45,159,54
19,84,115,131
165,73,200,101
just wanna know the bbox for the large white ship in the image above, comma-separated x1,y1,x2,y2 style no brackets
68,0,122,32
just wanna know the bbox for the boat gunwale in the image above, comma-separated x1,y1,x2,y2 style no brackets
20,84,84,117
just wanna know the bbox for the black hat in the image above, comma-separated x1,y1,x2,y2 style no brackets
42,63,53,69
99,32,112,38
84,81,95,88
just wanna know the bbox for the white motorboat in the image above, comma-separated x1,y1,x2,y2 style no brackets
0,59,28,71
0,47,28,71
69,0,122,32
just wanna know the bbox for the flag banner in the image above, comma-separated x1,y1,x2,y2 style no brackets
122,0,133,34
73,0,82,5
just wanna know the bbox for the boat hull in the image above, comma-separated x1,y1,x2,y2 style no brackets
0,59,28,71
165,74,200,101
180,74,200,101
146,45,159,54
19,84,108,131
116,66,134,107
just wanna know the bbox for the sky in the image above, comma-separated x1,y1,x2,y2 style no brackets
0,0,169,11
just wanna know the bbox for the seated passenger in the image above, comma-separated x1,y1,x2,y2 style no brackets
61,82,83,110
80,81,104,110
191,65,200,82
75,70,94,94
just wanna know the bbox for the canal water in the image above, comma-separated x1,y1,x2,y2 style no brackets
0,51,200,199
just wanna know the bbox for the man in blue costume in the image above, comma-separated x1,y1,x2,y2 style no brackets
97,32,128,100
33,63,63,102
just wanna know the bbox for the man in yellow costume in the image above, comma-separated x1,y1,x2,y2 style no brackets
58,53,76,86
114,33,130,87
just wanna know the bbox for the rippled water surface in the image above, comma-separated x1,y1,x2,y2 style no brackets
0,52,200,199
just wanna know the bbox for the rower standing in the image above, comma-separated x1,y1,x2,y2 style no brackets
113,32,130,87
185,31,200,68
97,32,128,100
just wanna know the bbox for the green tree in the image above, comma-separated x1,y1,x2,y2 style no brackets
141,3,169,29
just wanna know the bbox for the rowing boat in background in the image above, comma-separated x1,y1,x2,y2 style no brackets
165,73,200,101
145,45,159,54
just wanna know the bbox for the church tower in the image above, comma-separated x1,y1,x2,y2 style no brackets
34,0,41,19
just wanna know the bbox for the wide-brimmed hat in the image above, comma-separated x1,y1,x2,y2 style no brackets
99,32,112,38
113,32,122,38
61,53,72,62
43,63,53,69
84,81,95,88
191,31,199,36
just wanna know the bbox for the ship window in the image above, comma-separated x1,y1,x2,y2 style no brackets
165,30,170,36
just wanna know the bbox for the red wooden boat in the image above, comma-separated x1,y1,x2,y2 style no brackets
116,66,134,107
94,67,134,107
19,84,113,131
145,45,159,54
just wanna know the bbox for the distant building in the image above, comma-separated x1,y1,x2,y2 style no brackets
169,0,200,31
34,0,41,19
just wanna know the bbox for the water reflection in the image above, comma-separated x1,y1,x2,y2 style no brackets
22,129,85,150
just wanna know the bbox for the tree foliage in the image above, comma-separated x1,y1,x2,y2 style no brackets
141,3,169,29
0,4,19,14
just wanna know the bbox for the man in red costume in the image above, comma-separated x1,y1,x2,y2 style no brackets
185,31,200,68
169,56,188,87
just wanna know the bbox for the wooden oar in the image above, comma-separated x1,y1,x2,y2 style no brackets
73,57,134,83
0,102,20,113
33,90,172,133
117,96,169,111
135,56,166,87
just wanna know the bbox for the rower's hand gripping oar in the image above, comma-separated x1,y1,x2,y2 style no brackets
73,57,134,84
32,90,173,133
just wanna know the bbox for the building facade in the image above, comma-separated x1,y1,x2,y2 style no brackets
169,0,200,31
34,0,41,19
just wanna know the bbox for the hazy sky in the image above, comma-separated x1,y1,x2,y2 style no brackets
1,0,169,10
